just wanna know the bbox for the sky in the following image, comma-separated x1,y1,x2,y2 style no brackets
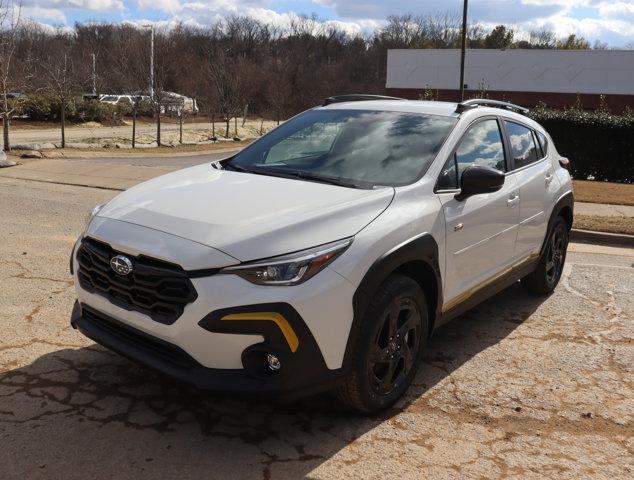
18,0,634,47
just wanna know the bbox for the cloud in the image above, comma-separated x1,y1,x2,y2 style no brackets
23,0,125,12
315,0,563,23
18,0,125,24
521,13,634,45
597,1,634,21
137,0,183,12
20,6,68,22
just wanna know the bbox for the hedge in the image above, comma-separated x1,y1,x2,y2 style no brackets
21,95,154,123
529,106,634,184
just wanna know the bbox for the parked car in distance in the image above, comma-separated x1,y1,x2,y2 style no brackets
99,94,150,106
70,95,573,413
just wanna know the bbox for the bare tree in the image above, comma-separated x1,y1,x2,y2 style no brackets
0,0,23,151
41,36,77,148
109,25,150,147
206,49,245,138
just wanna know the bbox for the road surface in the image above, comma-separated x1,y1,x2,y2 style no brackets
0,173,632,480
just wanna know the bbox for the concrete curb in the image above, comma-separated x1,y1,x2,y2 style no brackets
570,229,634,248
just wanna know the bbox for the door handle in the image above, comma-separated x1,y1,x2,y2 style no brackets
545,173,553,184
507,193,519,207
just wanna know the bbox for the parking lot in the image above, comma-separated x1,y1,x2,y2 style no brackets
1,171,632,479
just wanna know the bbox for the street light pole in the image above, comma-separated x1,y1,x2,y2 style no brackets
149,25,154,99
459,0,468,102
91,53,96,95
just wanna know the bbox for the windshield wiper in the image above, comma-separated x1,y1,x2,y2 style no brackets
223,163,369,189
252,165,366,189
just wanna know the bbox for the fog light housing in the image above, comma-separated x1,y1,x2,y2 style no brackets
266,353,282,372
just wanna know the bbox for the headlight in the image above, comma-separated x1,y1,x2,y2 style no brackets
85,203,105,228
223,238,353,286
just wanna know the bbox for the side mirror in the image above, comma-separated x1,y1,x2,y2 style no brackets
456,166,505,200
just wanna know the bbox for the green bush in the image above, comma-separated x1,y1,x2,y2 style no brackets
76,98,115,121
22,94,154,123
23,94,56,121
529,106,634,183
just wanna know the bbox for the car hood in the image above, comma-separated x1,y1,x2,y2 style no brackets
97,164,394,261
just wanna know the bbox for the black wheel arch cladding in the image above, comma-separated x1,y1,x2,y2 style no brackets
541,191,574,257
344,233,441,370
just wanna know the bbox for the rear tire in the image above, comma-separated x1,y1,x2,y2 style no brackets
334,274,428,413
521,216,569,294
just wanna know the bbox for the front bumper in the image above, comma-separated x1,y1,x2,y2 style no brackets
71,301,344,397
71,220,358,397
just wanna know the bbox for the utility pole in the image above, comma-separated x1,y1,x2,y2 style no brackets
149,25,154,99
459,0,468,101
91,53,96,95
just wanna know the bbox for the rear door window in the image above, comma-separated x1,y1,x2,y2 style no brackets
504,121,540,169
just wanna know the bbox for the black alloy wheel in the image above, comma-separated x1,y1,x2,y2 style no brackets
368,296,422,396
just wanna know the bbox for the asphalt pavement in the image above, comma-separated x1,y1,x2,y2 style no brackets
0,175,632,479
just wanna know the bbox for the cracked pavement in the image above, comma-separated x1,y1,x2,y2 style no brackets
0,175,632,479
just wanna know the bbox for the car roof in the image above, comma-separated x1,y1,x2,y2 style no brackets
319,100,461,117
317,99,544,131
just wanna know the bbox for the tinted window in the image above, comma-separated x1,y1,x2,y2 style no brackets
505,121,540,169
437,119,505,191
536,130,548,157
229,109,457,187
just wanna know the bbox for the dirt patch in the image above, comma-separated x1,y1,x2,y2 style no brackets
573,180,634,206
574,214,634,235
36,140,250,158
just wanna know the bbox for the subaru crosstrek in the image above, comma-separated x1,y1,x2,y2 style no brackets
70,96,573,413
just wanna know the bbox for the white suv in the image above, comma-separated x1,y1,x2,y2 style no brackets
71,96,573,412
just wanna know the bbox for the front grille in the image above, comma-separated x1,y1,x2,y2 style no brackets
82,305,199,369
77,237,197,325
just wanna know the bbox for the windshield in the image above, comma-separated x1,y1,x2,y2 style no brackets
101,96,118,102
227,109,457,187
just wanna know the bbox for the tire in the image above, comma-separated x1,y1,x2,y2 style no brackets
521,216,569,294
334,274,428,413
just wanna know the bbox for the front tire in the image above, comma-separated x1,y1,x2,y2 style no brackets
334,274,428,413
521,216,569,294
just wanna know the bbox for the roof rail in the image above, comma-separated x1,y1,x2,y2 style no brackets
455,99,529,115
323,94,406,106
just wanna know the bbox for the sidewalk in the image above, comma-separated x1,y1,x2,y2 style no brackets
575,201,634,218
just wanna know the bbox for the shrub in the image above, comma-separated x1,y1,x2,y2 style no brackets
529,106,634,184
23,94,56,121
22,94,155,123
76,99,115,122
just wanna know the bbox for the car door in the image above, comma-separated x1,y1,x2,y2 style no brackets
436,117,520,310
502,121,558,260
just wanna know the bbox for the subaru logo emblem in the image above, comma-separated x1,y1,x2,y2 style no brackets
110,255,133,275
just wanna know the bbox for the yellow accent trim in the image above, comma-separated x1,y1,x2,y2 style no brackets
441,252,539,313
220,312,300,353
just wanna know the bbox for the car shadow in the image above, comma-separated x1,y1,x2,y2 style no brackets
1,283,544,479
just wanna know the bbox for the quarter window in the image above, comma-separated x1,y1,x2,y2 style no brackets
437,119,506,190
504,121,540,169
535,130,548,157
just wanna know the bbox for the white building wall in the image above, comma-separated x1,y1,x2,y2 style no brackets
386,49,634,95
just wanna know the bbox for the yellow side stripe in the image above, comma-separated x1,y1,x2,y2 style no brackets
441,252,540,313
220,312,300,353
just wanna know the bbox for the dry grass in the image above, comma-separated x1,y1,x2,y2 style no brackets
573,214,634,235
573,180,634,206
